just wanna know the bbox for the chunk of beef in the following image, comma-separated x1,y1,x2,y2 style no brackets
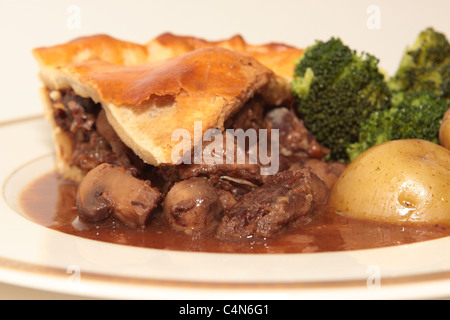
264,107,329,164
225,96,266,131
154,162,263,195
214,187,237,213
76,163,162,228
178,163,262,185
214,176,258,203
53,89,100,133
290,159,348,190
216,168,315,240
52,89,141,173
163,177,223,235
71,131,133,172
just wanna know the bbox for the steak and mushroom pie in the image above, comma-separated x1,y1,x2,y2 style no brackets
33,33,339,239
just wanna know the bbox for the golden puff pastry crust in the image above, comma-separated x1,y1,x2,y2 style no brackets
145,33,304,80
34,36,295,170
33,33,303,80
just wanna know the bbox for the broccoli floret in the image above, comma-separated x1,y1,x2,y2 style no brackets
292,38,392,162
347,28,450,161
347,91,448,161
388,27,450,104
345,108,398,161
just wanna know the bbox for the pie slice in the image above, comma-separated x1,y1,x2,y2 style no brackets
32,33,337,235
32,34,301,182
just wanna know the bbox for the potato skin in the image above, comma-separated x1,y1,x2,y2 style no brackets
328,139,450,225
440,108,450,150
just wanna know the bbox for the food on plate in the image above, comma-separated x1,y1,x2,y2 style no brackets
35,46,292,180
292,28,450,163
163,177,223,235
27,29,450,253
291,37,392,162
348,28,450,160
33,33,335,240
328,139,450,225
347,91,449,161
76,163,162,228
216,168,319,240
387,28,450,106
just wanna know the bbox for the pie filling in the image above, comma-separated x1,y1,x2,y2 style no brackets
47,88,349,240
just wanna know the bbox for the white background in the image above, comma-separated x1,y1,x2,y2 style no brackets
0,0,449,122
0,0,449,299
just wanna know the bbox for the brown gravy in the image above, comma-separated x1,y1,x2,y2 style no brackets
19,172,450,254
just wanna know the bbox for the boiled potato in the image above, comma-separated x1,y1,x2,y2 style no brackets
328,139,450,225
440,108,450,150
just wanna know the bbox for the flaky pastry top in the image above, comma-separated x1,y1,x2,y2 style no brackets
33,36,294,165
33,33,303,80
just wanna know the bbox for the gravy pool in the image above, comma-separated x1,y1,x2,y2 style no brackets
19,172,450,254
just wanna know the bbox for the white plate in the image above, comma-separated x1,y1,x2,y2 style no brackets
0,116,450,299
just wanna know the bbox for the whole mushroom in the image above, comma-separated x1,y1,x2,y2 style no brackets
76,163,162,228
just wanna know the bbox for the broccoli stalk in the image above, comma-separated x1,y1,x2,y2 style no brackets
292,38,392,162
